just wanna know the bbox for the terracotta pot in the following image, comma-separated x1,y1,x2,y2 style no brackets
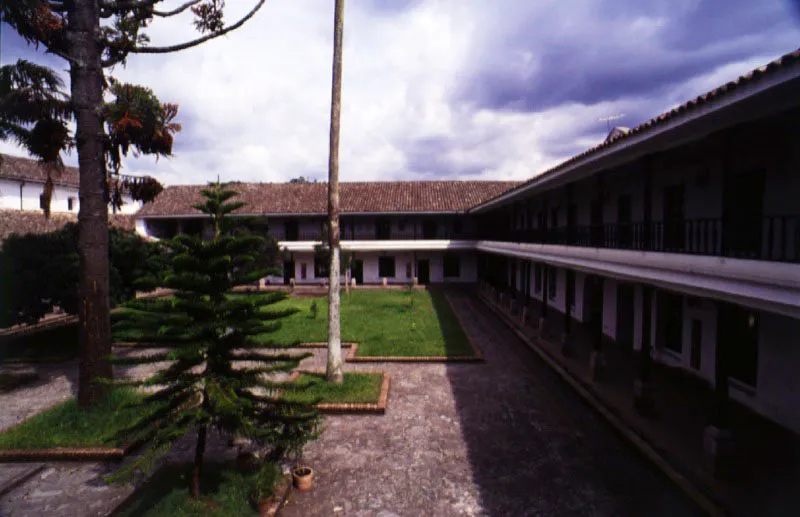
292,466,313,492
257,499,272,517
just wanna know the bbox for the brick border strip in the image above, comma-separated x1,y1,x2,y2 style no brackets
287,370,391,414
476,293,725,517
0,445,129,462
296,335,483,363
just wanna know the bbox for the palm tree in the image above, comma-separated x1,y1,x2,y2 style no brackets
326,0,346,383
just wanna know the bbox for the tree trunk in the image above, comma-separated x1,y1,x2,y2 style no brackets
326,0,345,384
68,0,113,407
193,424,207,498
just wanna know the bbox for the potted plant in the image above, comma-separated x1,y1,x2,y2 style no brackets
251,462,280,516
292,463,314,492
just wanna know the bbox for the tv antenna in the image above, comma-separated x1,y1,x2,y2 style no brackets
598,114,625,132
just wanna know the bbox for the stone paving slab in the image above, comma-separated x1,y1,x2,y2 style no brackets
280,290,702,517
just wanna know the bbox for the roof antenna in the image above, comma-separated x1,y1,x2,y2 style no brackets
598,114,625,132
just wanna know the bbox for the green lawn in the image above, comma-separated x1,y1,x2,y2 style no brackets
259,289,473,357
0,387,158,449
286,372,383,405
117,463,272,517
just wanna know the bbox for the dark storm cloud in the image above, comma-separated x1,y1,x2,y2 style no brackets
404,136,493,178
459,0,800,113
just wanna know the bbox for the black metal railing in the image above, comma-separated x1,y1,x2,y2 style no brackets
283,229,477,241
488,216,799,263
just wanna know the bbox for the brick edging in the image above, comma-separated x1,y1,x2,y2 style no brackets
287,370,391,414
476,292,726,517
0,446,128,462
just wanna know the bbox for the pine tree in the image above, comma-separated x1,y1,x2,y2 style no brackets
109,182,319,497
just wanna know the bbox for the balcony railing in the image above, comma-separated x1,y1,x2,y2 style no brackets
490,216,799,263
282,230,477,241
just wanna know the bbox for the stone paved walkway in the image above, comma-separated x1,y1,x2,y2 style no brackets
0,289,702,516
281,289,701,516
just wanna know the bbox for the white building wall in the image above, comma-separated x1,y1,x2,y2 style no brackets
1,177,139,214
747,312,800,433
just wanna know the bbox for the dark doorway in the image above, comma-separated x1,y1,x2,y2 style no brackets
283,260,294,284
352,259,364,286
618,195,633,249
422,219,437,239
417,259,430,285
590,200,604,246
657,291,684,354
690,319,702,370
724,170,765,259
510,259,518,294
663,185,685,251
583,275,604,329
376,218,392,240
284,220,299,241
616,283,635,348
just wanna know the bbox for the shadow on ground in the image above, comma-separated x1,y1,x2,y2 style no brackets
434,287,703,516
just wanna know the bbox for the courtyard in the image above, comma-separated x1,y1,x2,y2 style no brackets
0,287,700,516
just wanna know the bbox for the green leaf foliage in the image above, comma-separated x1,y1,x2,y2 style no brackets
0,223,165,327
109,183,319,484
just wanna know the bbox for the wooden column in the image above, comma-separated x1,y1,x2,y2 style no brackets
643,156,653,250
589,276,604,381
634,285,655,415
561,269,575,355
704,300,734,478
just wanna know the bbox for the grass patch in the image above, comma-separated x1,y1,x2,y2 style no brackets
258,289,473,357
286,372,383,405
0,387,158,449
0,324,79,363
117,462,269,517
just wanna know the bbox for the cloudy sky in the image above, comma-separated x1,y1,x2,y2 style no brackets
1,0,799,185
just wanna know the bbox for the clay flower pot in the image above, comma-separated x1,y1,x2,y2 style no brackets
292,466,313,492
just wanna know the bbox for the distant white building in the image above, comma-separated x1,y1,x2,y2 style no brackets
0,153,142,215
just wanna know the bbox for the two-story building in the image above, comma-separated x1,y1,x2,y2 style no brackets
133,49,800,468
0,153,142,215
135,181,518,285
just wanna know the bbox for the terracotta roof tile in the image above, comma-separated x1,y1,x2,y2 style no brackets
0,153,79,188
137,181,521,217
0,210,137,244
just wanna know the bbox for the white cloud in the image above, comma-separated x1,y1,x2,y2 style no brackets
1,0,798,187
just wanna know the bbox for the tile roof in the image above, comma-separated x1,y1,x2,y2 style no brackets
0,210,136,244
472,47,800,210
136,181,522,217
0,153,80,188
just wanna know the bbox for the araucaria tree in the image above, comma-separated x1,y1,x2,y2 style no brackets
2,0,266,406
110,183,319,497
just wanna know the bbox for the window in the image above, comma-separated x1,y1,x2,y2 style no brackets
378,256,395,278
550,207,559,228
300,263,307,280
534,264,543,294
39,194,46,209
722,305,759,387
443,254,460,278
67,197,75,211
398,220,406,232
314,257,329,278
548,267,557,300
